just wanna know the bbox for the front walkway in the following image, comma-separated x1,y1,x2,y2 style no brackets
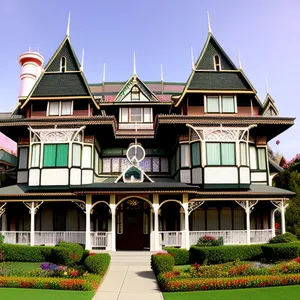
93,252,163,300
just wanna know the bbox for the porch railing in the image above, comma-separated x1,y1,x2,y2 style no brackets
250,229,273,244
90,231,110,248
159,231,182,247
1,231,31,245
34,231,86,245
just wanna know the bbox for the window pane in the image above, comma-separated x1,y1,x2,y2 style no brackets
43,145,56,167
240,143,247,165
102,158,111,173
222,96,235,113
143,107,152,122
82,146,92,168
207,143,221,165
258,148,266,170
180,144,191,167
191,142,201,166
249,146,257,169
207,96,219,112
120,108,128,122
49,102,59,116
94,150,99,174
56,144,68,167
72,144,81,167
61,101,72,115
130,108,142,122
31,144,40,167
221,143,235,165
19,148,28,169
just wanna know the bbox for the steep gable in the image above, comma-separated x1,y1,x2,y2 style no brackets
21,36,99,110
114,76,159,103
262,94,279,116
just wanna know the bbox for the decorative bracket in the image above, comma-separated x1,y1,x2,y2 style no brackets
235,200,258,214
73,201,93,214
188,201,205,215
23,201,43,215
271,200,289,212
0,202,6,217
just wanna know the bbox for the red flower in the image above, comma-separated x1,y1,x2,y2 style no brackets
89,252,96,256
201,285,207,290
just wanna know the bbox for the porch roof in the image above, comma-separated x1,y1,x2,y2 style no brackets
0,182,295,199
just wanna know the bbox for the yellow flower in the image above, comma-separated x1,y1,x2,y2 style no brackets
64,271,68,275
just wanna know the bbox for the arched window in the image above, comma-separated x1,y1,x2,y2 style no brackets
214,55,221,71
60,56,67,72
131,86,140,100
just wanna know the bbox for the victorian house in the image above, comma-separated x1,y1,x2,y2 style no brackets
0,23,295,251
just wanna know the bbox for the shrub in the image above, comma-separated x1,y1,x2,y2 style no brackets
84,253,111,275
57,242,83,263
189,245,263,265
261,243,300,261
1,244,54,262
151,253,175,275
196,236,224,247
0,234,4,245
50,247,74,266
79,249,90,265
269,232,298,244
0,249,4,262
164,248,189,265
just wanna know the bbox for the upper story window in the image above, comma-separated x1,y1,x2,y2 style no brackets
60,56,67,72
214,55,221,71
43,144,69,167
47,101,73,116
249,146,267,170
119,107,153,123
131,86,140,100
206,142,235,166
205,96,236,113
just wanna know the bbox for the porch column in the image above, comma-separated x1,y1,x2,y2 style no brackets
85,195,92,250
183,194,190,249
271,209,276,237
271,200,288,235
153,194,160,251
0,203,6,231
110,194,116,251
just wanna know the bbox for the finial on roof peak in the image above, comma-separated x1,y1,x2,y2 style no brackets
160,64,164,82
133,51,136,77
191,47,195,70
102,63,106,83
66,12,71,36
266,76,269,94
207,11,212,33
80,48,84,71
237,45,242,69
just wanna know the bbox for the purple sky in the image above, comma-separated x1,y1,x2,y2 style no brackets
0,0,299,159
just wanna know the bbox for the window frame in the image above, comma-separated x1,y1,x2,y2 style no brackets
214,55,221,71
204,95,237,114
206,142,236,166
60,56,67,72
249,145,267,171
119,107,153,123
47,101,73,116
43,144,69,168
131,86,140,100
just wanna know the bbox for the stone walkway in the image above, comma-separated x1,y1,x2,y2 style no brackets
93,265,164,300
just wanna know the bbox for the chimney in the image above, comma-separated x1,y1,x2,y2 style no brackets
18,52,44,98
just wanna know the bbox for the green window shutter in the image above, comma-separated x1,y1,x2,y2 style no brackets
221,143,235,165
43,144,57,167
191,142,201,166
207,143,221,165
56,144,69,167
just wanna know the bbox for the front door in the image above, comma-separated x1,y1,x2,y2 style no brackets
116,199,150,250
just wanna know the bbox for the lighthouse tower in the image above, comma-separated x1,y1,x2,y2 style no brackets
18,52,44,98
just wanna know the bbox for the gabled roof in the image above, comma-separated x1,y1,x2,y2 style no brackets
114,75,160,103
175,33,259,107
20,36,99,110
262,94,279,116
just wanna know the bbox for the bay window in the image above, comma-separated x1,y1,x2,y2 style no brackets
191,142,201,166
206,142,235,165
43,144,68,167
180,144,191,167
205,96,236,113
249,146,267,170
72,144,81,167
240,142,247,166
31,144,40,167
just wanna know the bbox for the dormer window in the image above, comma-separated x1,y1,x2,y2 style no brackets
131,86,140,100
47,101,73,116
60,56,67,72
205,96,236,113
214,55,221,71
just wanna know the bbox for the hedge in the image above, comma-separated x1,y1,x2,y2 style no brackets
269,233,299,244
84,253,111,275
0,276,94,291
50,247,74,266
261,243,300,261
1,244,53,262
164,248,189,265
57,241,84,263
157,273,300,292
189,245,263,264
151,253,175,275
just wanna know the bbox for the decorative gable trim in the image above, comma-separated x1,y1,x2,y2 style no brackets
262,94,279,116
114,76,159,103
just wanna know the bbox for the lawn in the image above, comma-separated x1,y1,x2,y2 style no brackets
0,288,94,300
163,285,300,300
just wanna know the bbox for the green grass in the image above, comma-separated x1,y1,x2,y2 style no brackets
163,285,300,300
0,262,41,276
0,288,94,300
174,264,190,271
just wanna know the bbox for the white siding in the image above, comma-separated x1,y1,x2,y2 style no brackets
251,172,267,182
82,170,93,184
70,168,81,185
41,169,69,186
239,167,250,184
28,169,40,186
205,167,238,184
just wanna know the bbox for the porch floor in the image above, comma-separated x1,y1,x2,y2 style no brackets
93,252,163,300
